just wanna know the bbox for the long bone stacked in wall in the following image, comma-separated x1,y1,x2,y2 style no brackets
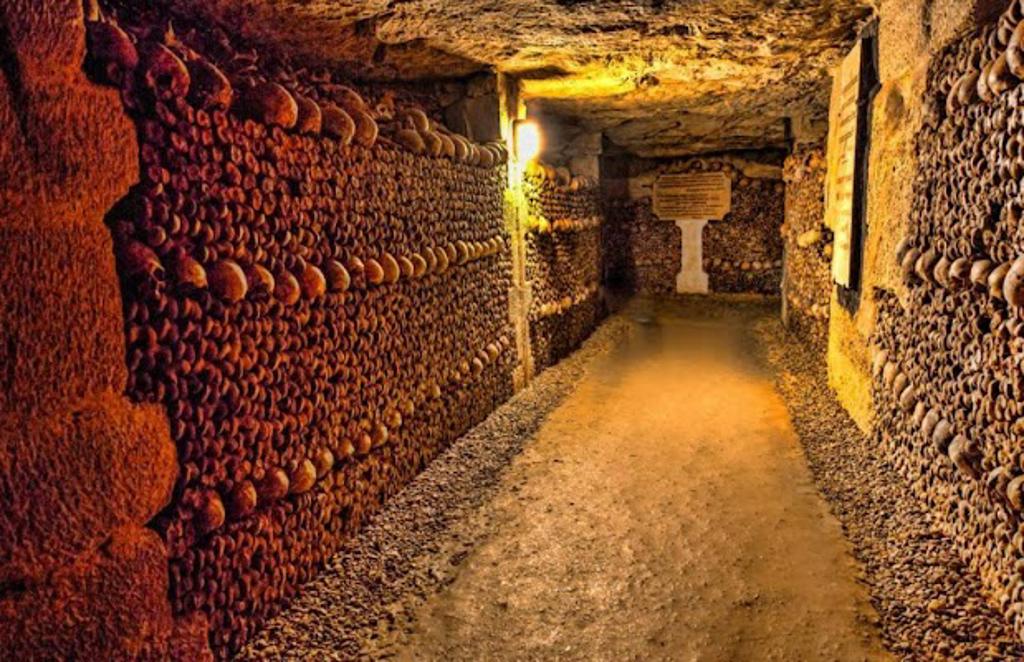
86,6,516,657
874,0,1024,641
524,162,605,372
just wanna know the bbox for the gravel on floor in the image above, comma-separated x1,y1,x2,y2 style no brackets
389,296,887,662
240,299,1024,661
753,317,1024,661
236,316,632,661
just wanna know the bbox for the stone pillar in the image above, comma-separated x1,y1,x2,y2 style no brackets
445,73,502,142
498,72,534,390
675,219,710,294
780,248,792,327
568,131,602,180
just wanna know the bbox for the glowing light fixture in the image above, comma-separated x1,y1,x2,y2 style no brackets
514,120,542,162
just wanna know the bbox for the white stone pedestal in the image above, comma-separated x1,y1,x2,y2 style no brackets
675,219,709,294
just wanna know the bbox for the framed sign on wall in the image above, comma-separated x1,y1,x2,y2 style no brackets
652,172,732,223
824,21,879,306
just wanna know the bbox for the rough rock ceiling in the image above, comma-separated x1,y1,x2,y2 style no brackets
168,0,877,157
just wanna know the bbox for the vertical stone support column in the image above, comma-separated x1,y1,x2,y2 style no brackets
780,248,792,327
498,73,534,391
568,131,602,181
675,219,710,294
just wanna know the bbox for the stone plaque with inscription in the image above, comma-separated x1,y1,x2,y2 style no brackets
653,172,732,222
825,40,862,288
650,172,732,294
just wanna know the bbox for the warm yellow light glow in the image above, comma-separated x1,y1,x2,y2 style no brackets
515,120,542,162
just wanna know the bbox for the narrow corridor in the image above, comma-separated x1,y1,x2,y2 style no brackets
389,298,885,660
10,3,1024,658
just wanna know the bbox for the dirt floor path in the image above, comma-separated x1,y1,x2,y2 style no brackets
395,298,888,661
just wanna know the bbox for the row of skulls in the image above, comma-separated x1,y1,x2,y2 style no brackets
875,1,1024,643
85,8,521,659
525,164,603,235
85,15,507,166
526,160,599,192
523,168,606,371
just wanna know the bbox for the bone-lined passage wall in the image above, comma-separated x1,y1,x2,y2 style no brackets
85,10,521,657
603,199,682,296
524,164,606,373
781,147,831,347
701,164,785,295
873,6,1024,642
603,157,784,296
128,136,512,657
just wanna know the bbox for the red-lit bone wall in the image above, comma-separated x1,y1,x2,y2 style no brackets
111,21,516,662
0,1,551,658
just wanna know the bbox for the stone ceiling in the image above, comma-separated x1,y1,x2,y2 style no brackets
167,0,877,157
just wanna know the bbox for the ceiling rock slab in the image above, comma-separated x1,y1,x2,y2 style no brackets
167,0,877,156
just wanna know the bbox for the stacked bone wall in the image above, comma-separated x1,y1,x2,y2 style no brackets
128,134,513,657
603,156,784,296
524,165,605,373
872,7,1024,642
0,1,211,659
782,147,832,348
89,6,516,658
701,165,785,295
603,199,682,296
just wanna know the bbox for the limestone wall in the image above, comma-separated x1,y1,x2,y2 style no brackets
0,1,208,659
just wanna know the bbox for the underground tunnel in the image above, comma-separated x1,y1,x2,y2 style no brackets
8,0,1024,659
